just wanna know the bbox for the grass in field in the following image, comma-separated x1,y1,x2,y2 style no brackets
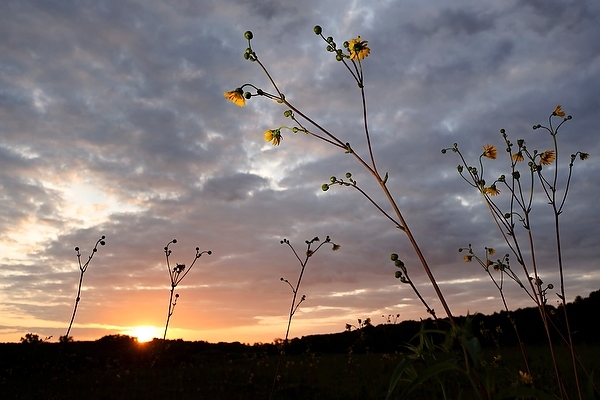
2,340,598,399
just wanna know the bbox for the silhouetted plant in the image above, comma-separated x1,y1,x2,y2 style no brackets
444,107,589,398
382,314,401,324
345,317,372,332
225,28,455,328
162,239,212,341
225,27,592,399
271,235,340,398
458,244,530,376
64,235,106,340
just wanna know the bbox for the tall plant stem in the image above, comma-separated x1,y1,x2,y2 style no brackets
65,272,84,339
162,286,176,341
282,99,455,324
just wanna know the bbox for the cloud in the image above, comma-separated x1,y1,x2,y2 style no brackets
1,0,599,344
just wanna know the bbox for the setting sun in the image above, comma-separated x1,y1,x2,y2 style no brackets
125,326,161,343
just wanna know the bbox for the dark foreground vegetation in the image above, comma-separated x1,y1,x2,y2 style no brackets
2,290,599,399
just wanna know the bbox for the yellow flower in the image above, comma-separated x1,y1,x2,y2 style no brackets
224,88,245,107
554,105,565,117
485,185,500,196
539,150,555,165
512,152,524,162
348,36,370,61
483,144,497,160
463,255,473,262
264,129,282,146
332,244,341,251
519,370,533,385
579,152,589,160
487,248,496,255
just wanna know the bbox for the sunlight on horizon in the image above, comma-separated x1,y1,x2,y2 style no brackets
123,325,162,343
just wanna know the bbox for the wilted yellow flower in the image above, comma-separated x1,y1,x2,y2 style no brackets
519,370,533,385
224,88,245,107
348,36,370,61
554,105,565,117
264,129,282,146
332,244,341,251
539,150,555,165
485,185,501,196
463,254,473,262
512,152,524,162
487,248,496,255
483,144,497,160
580,152,589,160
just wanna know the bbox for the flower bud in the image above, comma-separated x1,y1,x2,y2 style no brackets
321,184,329,191
244,31,253,40
313,25,322,35
390,253,399,261
345,172,352,179
330,176,336,183
394,271,402,279
283,110,292,118
394,260,404,268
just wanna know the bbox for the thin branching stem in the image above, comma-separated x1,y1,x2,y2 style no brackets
64,236,106,339
270,236,339,399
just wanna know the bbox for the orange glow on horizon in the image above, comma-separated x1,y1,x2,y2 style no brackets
124,326,162,343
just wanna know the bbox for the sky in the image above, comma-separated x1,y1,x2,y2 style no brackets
1,0,599,344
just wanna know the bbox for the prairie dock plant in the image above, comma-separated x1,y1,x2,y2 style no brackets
226,27,455,325
271,236,340,398
162,239,212,341
444,107,590,398
63,235,106,341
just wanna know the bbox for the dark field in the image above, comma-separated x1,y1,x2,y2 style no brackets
2,336,599,400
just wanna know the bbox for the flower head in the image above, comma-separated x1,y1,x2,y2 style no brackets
332,244,341,251
483,144,497,160
463,254,473,262
539,150,555,165
512,152,524,162
519,370,533,385
224,88,245,107
554,105,565,117
264,129,282,146
348,36,370,61
485,185,501,196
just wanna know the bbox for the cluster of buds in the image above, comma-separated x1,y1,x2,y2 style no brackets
322,172,356,192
